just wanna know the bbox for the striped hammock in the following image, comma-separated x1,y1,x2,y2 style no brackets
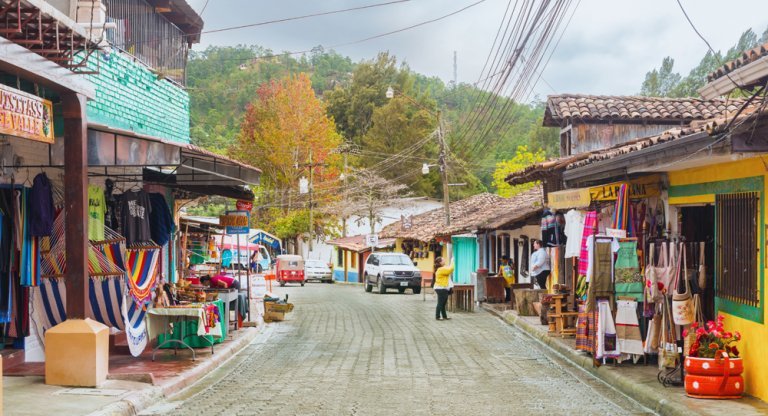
125,245,160,307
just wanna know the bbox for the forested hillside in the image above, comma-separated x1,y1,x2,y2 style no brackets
187,46,557,199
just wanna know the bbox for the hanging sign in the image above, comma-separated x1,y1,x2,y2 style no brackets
401,214,413,230
548,188,591,210
236,200,253,211
0,84,54,144
589,175,661,202
220,210,250,234
366,234,379,248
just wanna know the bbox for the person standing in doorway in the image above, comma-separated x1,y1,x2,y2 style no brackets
499,256,515,302
530,240,551,290
433,256,454,321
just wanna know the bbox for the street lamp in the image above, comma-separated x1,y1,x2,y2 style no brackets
387,86,451,226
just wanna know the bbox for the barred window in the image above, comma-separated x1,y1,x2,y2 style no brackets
716,192,759,307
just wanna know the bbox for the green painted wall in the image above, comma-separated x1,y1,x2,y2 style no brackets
85,51,190,144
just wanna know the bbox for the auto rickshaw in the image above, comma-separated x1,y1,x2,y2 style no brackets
275,254,305,287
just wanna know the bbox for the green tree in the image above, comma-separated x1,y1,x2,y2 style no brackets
640,57,681,97
492,146,546,197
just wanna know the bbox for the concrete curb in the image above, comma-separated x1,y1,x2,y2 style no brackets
483,305,693,416
89,322,265,416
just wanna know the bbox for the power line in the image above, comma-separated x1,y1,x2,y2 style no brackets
202,0,412,35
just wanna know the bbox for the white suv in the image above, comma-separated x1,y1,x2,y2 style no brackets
364,252,422,294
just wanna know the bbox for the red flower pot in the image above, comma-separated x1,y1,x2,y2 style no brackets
684,355,744,399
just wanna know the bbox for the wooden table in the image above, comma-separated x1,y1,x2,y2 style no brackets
449,284,474,312
547,294,577,337
485,276,505,303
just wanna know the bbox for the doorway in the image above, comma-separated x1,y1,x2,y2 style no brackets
679,205,715,320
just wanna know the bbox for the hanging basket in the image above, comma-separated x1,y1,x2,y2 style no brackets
684,352,744,399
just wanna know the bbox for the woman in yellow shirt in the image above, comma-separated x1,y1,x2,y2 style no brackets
433,256,454,321
499,256,515,302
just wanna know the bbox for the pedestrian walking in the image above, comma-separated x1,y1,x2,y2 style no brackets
530,240,551,290
433,256,454,321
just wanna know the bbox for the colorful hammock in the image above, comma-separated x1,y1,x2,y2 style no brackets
125,244,160,307
29,277,66,347
611,183,629,231
122,295,148,357
88,277,126,330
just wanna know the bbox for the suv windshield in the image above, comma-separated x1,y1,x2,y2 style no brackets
379,255,413,266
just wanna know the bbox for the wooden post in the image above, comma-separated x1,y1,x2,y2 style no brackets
62,93,88,319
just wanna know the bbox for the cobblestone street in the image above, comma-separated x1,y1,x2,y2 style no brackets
153,284,653,416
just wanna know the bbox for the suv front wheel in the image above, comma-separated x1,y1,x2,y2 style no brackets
378,276,386,294
364,274,373,292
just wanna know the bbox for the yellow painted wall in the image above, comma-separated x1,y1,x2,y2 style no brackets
394,238,448,281
668,156,768,401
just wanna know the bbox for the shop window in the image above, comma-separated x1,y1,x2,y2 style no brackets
716,192,759,307
337,249,343,267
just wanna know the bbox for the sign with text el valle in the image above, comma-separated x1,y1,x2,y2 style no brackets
0,84,54,144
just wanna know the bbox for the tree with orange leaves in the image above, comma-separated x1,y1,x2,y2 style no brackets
232,73,342,213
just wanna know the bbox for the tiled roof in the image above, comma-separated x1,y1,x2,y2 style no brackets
542,94,744,126
505,154,588,186
326,235,395,253
380,187,543,241
566,102,763,170
708,43,768,83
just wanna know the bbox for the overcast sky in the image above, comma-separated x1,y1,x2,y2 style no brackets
186,0,768,101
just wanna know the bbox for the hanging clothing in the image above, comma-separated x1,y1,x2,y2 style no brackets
120,190,152,245
148,193,173,246
585,235,620,282
586,236,620,312
616,299,644,359
615,240,639,269
578,211,598,275
104,179,119,232
28,173,54,237
0,212,9,323
540,208,566,247
19,189,39,287
595,299,620,360
575,303,594,353
564,209,585,258
88,185,106,241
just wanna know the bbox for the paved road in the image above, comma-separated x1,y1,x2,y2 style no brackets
152,284,653,416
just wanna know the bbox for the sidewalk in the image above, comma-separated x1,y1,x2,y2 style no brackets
4,320,264,416
482,304,768,416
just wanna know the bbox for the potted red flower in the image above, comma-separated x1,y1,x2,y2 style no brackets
683,315,744,399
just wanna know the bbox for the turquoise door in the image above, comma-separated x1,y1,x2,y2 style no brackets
452,236,477,285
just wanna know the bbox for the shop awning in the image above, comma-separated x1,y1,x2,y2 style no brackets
49,128,262,200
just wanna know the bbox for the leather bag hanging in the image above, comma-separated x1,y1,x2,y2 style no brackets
683,294,705,356
645,242,658,301
672,243,694,325
659,297,679,370
697,242,707,290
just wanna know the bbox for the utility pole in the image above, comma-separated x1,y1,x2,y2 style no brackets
342,150,348,237
437,112,450,226
308,148,314,252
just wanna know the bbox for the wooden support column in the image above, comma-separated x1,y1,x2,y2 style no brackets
62,93,88,319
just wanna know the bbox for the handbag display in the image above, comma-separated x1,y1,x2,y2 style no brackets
683,294,704,356
672,244,694,325
645,243,658,301
697,242,707,290
659,297,679,370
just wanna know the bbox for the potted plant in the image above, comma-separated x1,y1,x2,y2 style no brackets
683,315,744,399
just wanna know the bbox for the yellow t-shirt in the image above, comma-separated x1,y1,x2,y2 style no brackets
434,264,455,288
500,264,514,287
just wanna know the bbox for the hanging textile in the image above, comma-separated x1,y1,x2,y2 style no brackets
29,277,67,347
122,297,149,357
120,190,152,245
611,183,629,230
615,299,644,359
125,245,160,307
148,193,173,246
586,236,619,311
595,299,621,360
564,209,585,258
104,179,119,232
29,173,54,237
615,241,639,269
575,303,594,353
578,211,598,275
20,189,39,287
88,277,126,330
7,277,29,338
88,184,106,241
0,212,9,324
